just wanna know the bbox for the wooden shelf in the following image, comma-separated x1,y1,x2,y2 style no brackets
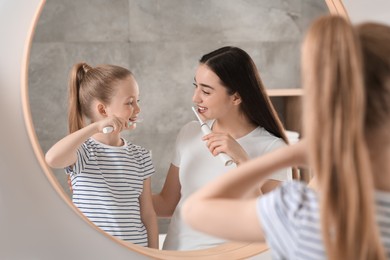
267,88,303,134
266,88,311,182
266,88,303,97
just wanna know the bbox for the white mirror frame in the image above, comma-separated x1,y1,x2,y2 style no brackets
0,0,346,259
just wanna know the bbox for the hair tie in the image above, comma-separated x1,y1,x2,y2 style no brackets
82,63,92,73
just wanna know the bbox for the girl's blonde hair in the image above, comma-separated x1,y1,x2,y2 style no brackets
302,15,388,260
67,63,132,133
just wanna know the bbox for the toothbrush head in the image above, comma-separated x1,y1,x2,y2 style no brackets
128,117,143,127
102,119,142,134
192,106,205,125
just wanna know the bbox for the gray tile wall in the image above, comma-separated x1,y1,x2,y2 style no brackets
28,0,328,234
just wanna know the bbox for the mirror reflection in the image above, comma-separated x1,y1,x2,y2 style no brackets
28,0,328,251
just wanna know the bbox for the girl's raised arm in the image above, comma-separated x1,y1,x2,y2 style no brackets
46,115,130,169
182,140,308,242
45,122,100,169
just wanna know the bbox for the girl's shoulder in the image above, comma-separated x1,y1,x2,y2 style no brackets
260,180,319,220
123,139,145,150
123,139,151,156
280,180,316,197
280,181,319,211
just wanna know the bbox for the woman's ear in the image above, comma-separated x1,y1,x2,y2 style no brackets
232,92,242,106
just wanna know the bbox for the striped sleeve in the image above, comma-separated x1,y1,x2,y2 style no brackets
65,143,90,175
376,191,390,258
139,147,155,180
256,181,322,259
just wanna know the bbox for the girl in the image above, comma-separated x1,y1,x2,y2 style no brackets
45,63,158,248
153,46,292,251
183,16,390,259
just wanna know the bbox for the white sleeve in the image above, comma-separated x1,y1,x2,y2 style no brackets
171,123,189,167
265,139,292,181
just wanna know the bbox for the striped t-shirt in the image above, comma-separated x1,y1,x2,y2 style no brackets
65,138,155,246
257,181,390,259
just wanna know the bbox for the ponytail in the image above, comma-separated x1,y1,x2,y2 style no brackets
67,62,132,134
302,16,386,260
67,63,89,133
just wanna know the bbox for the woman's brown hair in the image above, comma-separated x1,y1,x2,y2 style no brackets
200,46,288,143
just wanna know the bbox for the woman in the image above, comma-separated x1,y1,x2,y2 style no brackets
153,46,292,251
183,16,390,259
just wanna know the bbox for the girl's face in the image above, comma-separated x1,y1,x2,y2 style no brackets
192,64,235,120
105,75,141,125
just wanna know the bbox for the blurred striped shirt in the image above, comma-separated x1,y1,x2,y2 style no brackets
257,181,390,259
66,138,154,246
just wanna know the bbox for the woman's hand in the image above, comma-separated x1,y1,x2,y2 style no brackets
202,133,249,165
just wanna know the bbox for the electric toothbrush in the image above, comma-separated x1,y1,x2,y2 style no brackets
102,118,142,134
191,106,234,166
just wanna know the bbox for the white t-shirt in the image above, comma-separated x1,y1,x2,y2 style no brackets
66,138,155,246
257,181,390,259
163,121,291,251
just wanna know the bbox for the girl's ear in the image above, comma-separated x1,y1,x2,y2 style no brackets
232,92,242,106
97,103,107,117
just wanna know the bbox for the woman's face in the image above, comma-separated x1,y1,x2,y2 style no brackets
192,64,235,120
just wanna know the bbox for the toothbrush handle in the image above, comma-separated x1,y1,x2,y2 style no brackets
102,121,138,134
217,152,235,166
200,124,234,166
102,126,114,134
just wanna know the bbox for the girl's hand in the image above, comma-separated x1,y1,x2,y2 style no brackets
289,138,309,167
202,133,249,165
97,116,131,134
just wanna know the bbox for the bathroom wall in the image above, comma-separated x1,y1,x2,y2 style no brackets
28,0,328,233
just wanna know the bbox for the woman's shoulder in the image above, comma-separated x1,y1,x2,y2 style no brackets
177,120,202,137
249,127,281,140
182,120,201,130
246,127,287,149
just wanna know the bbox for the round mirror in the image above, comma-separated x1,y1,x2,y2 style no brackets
23,0,338,259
